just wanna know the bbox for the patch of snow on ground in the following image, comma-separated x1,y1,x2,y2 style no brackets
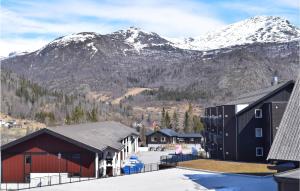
25,168,277,191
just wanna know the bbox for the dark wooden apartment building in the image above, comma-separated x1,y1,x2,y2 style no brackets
202,80,295,162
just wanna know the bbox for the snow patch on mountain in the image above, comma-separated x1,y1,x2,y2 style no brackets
169,16,300,51
114,27,171,52
86,42,98,54
49,32,97,47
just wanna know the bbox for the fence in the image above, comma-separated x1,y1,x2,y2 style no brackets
160,153,201,165
1,154,200,190
1,163,161,191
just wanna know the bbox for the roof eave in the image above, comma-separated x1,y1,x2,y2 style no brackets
236,80,295,116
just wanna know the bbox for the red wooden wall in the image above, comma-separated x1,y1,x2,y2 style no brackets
2,132,95,183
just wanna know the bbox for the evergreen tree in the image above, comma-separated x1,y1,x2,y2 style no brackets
160,107,166,128
172,111,179,131
71,106,85,123
184,111,189,133
193,115,204,133
165,111,171,128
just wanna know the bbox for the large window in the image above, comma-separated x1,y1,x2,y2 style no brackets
255,128,263,137
256,147,263,156
255,109,262,118
151,136,157,142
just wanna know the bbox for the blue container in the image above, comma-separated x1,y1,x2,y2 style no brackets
122,156,144,175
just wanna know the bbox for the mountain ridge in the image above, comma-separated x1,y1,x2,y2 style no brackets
1,16,299,105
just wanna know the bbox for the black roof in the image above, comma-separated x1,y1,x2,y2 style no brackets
268,73,300,162
146,128,202,138
235,80,294,115
225,81,291,105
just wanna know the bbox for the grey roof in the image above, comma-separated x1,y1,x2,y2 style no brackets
2,121,138,152
274,168,300,180
225,81,293,105
147,128,202,138
267,73,300,162
177,133,202,138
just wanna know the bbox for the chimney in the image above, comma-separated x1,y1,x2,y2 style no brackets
271,71,279,86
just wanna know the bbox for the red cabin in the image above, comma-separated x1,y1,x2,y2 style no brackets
1,121,138,183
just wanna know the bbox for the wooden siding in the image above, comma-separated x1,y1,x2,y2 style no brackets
222,105,237,161
2,133,95,183
237,84,293,162
146,132,174,144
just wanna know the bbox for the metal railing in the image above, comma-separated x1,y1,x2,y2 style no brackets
1,153,201,190
1,163,162,190
160,153,201,165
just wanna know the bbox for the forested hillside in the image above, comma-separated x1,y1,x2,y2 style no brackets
1,70,135,126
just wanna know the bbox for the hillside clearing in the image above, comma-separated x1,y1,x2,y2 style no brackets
112,88,152,104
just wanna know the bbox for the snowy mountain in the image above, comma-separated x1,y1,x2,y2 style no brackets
37,27,172,56
1,16,300,104
170,16,300,51
28,16,300,56
111,27,171,52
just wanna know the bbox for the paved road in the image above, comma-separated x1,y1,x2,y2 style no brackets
137,149,192,164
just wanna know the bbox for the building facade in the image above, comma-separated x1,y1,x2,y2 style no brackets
202,81,294,162
146,128,203,146
1,121,139,183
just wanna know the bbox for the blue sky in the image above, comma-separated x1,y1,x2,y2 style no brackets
0,0,299,56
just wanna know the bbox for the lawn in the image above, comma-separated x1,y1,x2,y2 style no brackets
178,159,277,175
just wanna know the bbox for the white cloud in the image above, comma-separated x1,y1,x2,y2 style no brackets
275,0,299,8
0,0,227,56
0,0,298,57
0,38,49,58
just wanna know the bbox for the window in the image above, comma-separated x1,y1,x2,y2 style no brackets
255,109,262,118
190,138,194,142
25,155,31,164
255,128,263,137
256,147,263,156
161,137,166,142
151,136,157,142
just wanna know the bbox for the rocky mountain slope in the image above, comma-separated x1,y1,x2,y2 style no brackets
1,16,299,105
